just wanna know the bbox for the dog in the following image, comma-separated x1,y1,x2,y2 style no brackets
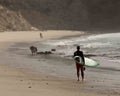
30,46,38,55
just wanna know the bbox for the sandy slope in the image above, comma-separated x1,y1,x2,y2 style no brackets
0,31,84,42
0,31,109,96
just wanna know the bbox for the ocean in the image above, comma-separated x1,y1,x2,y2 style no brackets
41,33,120,71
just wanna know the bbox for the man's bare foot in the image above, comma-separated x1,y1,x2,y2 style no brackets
82,79,84,82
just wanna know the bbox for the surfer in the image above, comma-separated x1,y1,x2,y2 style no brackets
73,46,85,81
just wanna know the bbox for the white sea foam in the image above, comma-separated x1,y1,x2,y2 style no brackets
83,42,112,48
43,39,74,46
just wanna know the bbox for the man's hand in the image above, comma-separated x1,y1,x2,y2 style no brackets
83,62,85,71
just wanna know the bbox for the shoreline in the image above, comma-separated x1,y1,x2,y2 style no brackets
0,31,119,96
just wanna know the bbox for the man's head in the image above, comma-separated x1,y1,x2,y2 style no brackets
77,46,80,50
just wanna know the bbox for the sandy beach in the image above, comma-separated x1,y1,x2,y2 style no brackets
0,31,119,96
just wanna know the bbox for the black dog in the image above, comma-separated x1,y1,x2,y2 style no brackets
30,46,38,55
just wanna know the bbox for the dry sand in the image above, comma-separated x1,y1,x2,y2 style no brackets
0,30,111,96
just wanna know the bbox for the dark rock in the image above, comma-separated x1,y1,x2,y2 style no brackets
51,49,56,51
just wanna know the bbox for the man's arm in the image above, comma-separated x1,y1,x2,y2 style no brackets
73,51,76,57
81,51,85,65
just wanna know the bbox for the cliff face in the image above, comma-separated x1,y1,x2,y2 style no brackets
85,0,120,31
0,0,32,31
0,0,88,30
0,0,120,31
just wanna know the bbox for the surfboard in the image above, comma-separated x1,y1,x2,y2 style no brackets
74,56,99,67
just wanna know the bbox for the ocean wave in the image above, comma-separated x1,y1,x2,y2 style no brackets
83,42,112,48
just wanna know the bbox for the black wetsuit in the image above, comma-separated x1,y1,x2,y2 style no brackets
74,50,85,64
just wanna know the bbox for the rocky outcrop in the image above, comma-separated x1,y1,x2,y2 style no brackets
0,0,120,31
0,2,32,31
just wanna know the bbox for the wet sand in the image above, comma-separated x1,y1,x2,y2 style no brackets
0,31,119,96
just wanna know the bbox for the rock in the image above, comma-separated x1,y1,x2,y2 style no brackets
51,49,56,51
28,86,32,88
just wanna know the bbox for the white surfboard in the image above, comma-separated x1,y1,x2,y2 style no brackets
74,56,99,67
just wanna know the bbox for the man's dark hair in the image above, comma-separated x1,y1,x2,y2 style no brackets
77,46,80,50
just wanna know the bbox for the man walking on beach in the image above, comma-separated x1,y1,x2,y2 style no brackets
73,46,85,81
40,33,43,38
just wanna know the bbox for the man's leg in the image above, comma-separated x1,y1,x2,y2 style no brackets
76,63,80,81
81,66,84,81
